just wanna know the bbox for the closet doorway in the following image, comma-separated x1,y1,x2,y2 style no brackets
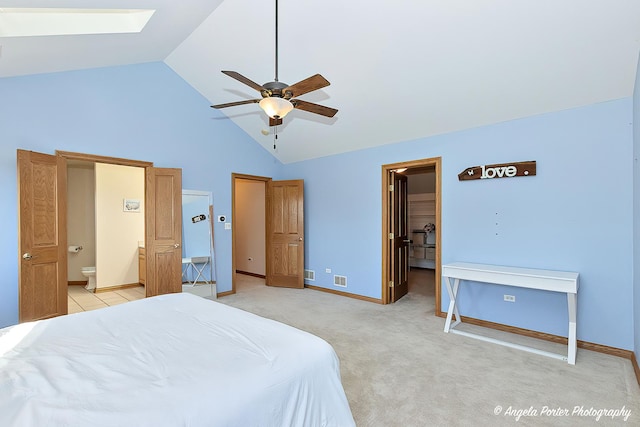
381,157,442,315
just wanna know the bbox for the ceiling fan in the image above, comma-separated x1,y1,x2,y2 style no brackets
210,0,337,127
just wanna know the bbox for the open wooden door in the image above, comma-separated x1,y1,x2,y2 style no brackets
266,179,304,288
389,171,409,302
145,167,182,297
17,150,67,321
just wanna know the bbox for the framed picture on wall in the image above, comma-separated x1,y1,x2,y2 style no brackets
123,198,141,213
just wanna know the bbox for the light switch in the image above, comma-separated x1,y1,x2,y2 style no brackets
224,223,231,230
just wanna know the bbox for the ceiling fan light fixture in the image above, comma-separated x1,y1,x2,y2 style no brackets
259,97,294,119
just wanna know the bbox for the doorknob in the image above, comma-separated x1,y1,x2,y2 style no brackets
174,243,180,248
403,239,412,243
298,237,303,241
22,253,33,260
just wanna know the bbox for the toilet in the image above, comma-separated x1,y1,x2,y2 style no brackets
81,267,96,291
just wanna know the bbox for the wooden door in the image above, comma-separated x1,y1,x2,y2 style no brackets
389,171,409,302
266,179,304,288
17,150,67,321
145,167,182,297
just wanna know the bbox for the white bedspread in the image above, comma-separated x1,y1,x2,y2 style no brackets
0,293,355,427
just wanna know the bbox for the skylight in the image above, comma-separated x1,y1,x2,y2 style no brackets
0,8,155,37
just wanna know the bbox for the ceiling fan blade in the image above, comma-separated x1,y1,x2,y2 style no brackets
221,71,265,92
210,99,260,109
292,99,338,118
284,74,330,98
269,117,283,127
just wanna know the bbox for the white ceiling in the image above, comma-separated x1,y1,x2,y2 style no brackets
2,1,640,164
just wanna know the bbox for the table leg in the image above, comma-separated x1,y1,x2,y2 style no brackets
444,277,461,333
192,260,210,284
182,262,190,284
567,292,577,365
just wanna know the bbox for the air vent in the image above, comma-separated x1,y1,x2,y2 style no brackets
304,269,315,281
334,275,347,287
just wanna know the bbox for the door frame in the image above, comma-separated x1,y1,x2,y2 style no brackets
381,157,442,314
230,173,270,295
57,151,152,169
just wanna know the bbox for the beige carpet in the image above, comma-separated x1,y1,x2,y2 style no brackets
216,270,640,426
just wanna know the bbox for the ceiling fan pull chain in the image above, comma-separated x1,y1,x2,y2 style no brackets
273,126,279,150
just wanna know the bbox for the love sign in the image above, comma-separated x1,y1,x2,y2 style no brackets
458,161,536,181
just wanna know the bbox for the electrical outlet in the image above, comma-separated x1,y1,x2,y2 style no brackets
325,268,331,273
504,294,516,302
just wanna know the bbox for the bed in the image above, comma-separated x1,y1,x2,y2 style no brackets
0,293,355,427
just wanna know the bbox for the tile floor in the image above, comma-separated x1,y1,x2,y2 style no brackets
67,285,146,313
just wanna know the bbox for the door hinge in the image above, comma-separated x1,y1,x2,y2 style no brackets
389,233,394,239
389,184,394,192
389,281,394,288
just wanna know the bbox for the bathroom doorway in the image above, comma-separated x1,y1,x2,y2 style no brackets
66,160,145,293
18,149,181,322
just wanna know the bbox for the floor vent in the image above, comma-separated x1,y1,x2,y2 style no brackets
334,275,347,287
304,269,315,281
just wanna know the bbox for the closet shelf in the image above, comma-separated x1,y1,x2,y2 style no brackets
409,192,436,269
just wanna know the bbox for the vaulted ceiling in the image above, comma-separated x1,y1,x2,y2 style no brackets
2,1,640,163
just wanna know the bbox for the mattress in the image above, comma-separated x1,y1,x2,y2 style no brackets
0,293,355,427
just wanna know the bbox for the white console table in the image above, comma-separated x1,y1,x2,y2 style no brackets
442,262,579,364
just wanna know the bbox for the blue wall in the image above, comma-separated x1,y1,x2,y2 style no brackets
0,62,282,328
285,99,634,350
0,61,637,354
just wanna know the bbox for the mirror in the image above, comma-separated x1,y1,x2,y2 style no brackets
181,190,216,297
